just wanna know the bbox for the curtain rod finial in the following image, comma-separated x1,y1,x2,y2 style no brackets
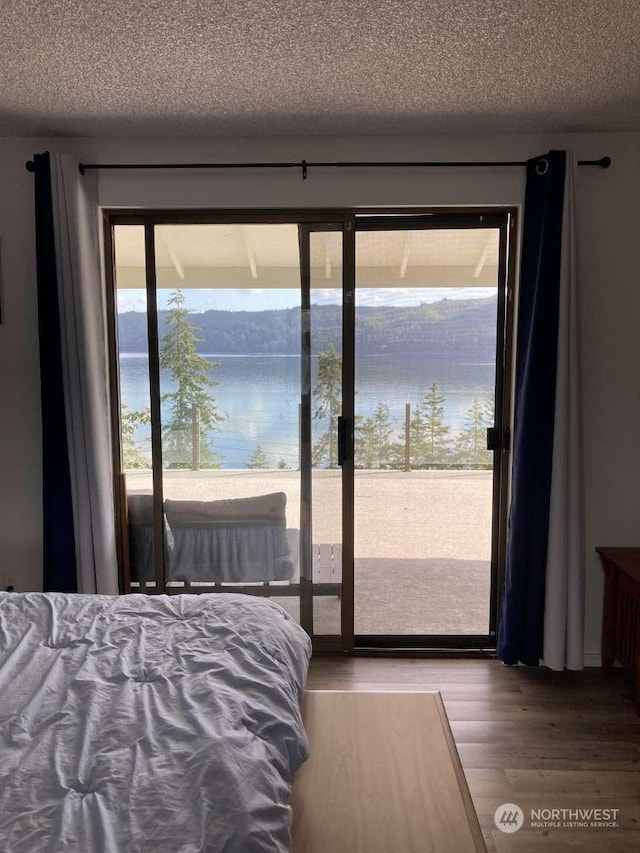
25,160,35,172
601,156,612,169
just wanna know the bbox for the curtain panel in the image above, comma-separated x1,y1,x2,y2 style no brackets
34,153,77,592
497,150,584,669
33,152,118,594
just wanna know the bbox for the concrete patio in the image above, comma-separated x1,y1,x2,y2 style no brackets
125,468,493,636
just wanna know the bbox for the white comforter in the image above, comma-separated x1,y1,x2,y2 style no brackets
0,592,311,852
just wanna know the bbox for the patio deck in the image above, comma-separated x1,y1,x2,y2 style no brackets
125,468,493,636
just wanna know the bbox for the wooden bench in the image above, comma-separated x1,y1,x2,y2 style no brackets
290,690,486,853
312,542,342,596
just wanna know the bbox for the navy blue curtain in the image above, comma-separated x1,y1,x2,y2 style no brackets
33,152,78,592
497,150,566,666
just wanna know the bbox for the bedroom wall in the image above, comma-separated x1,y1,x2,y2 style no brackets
0,131,638,665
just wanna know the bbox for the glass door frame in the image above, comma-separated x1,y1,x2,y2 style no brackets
104,209,353,655
103,206,517,655
297,220,355,653
350,210,516,651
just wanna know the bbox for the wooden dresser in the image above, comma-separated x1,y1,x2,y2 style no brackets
597,547,640,713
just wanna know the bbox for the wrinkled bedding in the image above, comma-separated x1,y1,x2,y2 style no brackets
0,592,311,853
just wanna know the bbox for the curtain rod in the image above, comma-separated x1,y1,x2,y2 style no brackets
25,156,611,179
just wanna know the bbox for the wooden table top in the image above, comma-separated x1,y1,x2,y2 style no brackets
597,547,640,582
290,690,486,853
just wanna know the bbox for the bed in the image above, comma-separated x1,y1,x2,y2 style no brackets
0,591,311,852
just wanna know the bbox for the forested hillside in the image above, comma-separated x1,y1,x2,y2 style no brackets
117,296,497,358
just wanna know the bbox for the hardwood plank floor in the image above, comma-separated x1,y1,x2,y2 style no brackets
306,658,640,852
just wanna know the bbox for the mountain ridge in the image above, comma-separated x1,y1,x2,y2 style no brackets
117,296,498,357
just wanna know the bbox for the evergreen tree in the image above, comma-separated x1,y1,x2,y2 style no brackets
247,445,269,469
408,404,427,468
410,382,451,467
453,396,494,467
312,344,342,468
356,403,393,468
277,457,290,470
159,290,223,468
421,382,450,464
120,404,151,469
484,395,495,430
311,431,331,468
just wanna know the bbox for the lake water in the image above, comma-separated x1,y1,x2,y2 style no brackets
120,354,496,468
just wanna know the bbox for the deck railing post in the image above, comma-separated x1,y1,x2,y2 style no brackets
191,404,200,471
405,403,411,472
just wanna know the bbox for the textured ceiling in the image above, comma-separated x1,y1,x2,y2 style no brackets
1,0,639,137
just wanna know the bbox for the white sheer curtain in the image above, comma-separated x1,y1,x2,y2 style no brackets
543,151,585,670
50,154,118,594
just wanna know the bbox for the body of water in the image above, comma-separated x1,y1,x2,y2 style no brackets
120,353,496,468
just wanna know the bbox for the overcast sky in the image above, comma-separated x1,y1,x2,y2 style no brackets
117,286,496,313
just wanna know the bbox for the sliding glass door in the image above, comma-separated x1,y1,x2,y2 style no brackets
107,209,513,651
301,225,347,643
112,221,309,622
109,215,350,649
352,216,511,646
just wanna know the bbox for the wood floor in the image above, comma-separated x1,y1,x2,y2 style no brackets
306,657,640,852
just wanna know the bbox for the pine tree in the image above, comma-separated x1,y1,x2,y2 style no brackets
159,290,223,468
454,399,487,466
484,395,495,430
247,445,269,469
408,404,427,468
312,344,342,468
422,382,450,465
120,404,151,469
411,382,451,467
356,403,393,468
454,396,494,467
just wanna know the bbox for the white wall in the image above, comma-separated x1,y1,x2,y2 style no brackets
1,131,638,664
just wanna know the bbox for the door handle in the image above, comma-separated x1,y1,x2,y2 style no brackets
486,427,510,452
338,416,350,466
